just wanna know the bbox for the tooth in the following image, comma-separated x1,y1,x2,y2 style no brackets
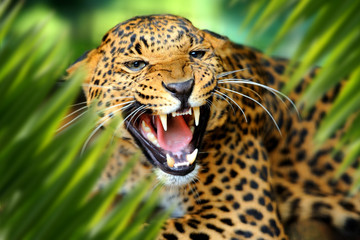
172,112,176,117
186,148,198,165
174,162,189,168
147,132,157,143
188,108,192,115
142,121,151,133
160,114,167,131
166,154,175,168
193,107,200,126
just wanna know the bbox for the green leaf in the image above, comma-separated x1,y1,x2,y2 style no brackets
246,0,360,191
83,152,141,235
267,0,326,53
0,1,22,41
315,65,360,144
335,140,360,180
0,0,12,19
133,209,173,240
298,28,360,107
337,114,360,150
120,188,162,239
350,167,360,195
0,14,50,83
249,0,291,37
287,1,350,62
283,0,360,93
241,0,267,29
0,4,165,240
91,175,155,239
29,124,117,240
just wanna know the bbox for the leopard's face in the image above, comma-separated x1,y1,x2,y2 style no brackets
69,15,228,185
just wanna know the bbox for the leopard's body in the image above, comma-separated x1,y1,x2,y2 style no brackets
67,15,360,239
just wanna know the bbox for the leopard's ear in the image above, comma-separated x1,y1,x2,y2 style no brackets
66,48,101,83
201,29,229,50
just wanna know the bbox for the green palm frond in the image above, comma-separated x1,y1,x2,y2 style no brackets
245,0,360,192
0,2,168,239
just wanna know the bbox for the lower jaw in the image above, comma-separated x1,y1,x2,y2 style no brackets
131,132,197,176
154,165,200,186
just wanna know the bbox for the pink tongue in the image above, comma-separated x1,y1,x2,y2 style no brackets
156,115,193,152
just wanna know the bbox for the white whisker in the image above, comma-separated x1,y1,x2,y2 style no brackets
122,105,148,128
58,101,134,133
217,68,248,78
62,105,88,120
81,116,113,154
222,80,263,101
133,109,146,125
215,90,247,122
218,79,300,118
205,99,214,109
214,92,235,114
128,107,146,125
99,100,136,113
70,101,88,107
219,87,282,135
57,110,88,132
110,104,138,143
81,102,134,154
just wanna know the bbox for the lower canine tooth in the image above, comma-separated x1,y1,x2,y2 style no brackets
186,148,198,165
166,154,175,168
193,107,200,126
160,114,167,131
147,133,158,144
142,121,151,133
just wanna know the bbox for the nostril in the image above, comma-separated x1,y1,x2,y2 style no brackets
165,84,178,94
162,79,194,95
162,81,177,94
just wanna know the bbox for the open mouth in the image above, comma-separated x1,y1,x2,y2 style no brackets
124,105,210,176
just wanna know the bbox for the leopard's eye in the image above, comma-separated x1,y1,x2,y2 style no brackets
189,50,206,59
125,60,147,71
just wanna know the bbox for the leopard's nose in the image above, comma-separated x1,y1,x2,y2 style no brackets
162,79,194,108
163,79,194,96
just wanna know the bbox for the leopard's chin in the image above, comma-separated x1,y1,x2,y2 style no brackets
124,104,210,179
154,165,200,186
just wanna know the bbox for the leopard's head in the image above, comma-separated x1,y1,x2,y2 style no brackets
67,15,230,185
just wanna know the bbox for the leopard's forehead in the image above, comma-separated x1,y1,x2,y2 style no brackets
113,14,197,35
101,15,205,55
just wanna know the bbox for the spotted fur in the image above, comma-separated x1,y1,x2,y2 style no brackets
67,15,360,240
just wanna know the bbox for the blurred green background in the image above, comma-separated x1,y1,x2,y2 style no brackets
13,0,304,62
1,1,359,239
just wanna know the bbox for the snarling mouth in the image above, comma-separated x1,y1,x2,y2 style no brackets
124,105,210,176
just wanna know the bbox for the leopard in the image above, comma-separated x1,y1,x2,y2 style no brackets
66,14,360,240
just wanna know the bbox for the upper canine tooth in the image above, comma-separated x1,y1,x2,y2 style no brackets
166,154,175,168
160,114,167,131
193,107,200,126
186,148,198,165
